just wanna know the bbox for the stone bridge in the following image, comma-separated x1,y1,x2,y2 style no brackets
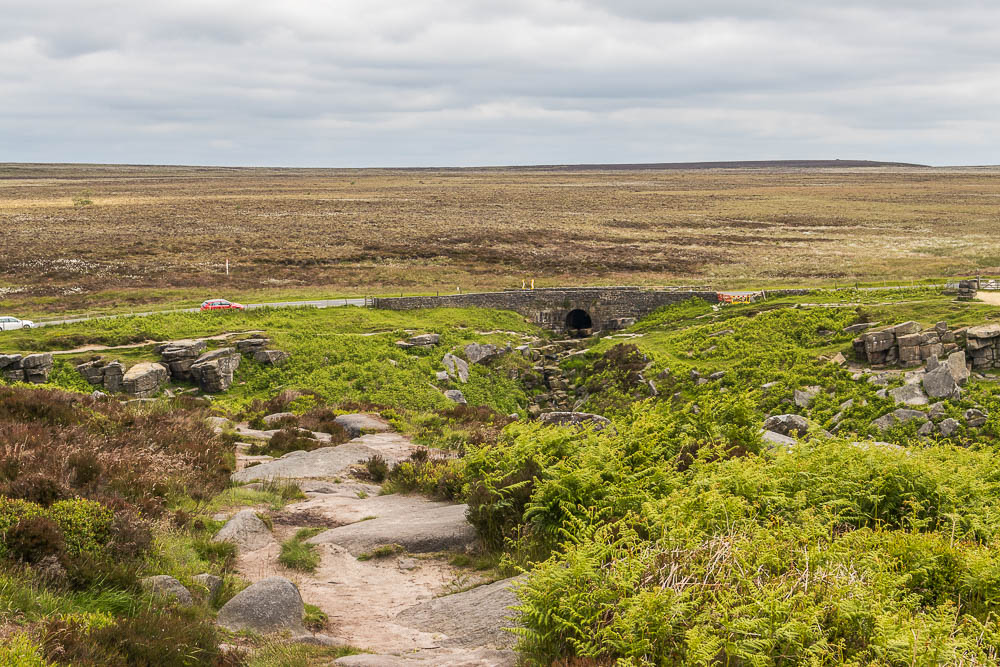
371,287,721,333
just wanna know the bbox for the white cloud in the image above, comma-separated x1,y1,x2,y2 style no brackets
0,0,997,165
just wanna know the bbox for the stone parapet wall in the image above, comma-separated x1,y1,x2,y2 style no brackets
372,287,721,331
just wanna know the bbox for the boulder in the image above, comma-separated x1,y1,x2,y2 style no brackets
407,333,440,347
442,353,469,383
928,402,948,419
141,575,193,605
762,414,809,437
308,503,477,556
254,349,290,366
212,509,275,552
966,324,1000,341
892,321,920,336
190,348,241,393
921,365,959,400
939,418,960,437
263,412,296,425
435,371,450,381
762,430,797,448
918,421,935,436
20,353,53,383
192,573,223,600
235,337,269,354
844,322,877,335
946,350,970,386
122,362,169,397
925,355,940,372
464,343,502,365
0,354,22,370
217,576,305,634
444,389,467,404
103,361,125,393
874,408,926,431
794,386,821,408
538,411,611,431
965,408,988,428
864,331,895,358
333,413,390,438
393,576,522,649
889,383,928,406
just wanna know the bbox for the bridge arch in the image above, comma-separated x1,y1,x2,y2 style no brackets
565,308,593,332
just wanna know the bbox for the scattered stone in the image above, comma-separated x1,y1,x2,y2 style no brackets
444,389,467,404
874,408,926,431
538,411,611,431
928,402,948,419
921,365,959,400
407,333,440,347
141,575,193,605
965,408,988,428
946,350,970,386
708,328,734,338
830,352,846,366
217,576,305,634
212,509,275,552
192,573,223,600
889,383,928,406
939,418,960,437
709,371,726,381
762,414,809,437
844,322,877,334
794,386,821,408
254,349,291,366
464,343,502,365
442,353,469,383
122,362,169,398
918,421,935,436
435,371,450,381
762,430,797,448
263,412,296,425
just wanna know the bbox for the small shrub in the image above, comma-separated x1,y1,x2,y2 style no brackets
365,455,389,482
278,529,322,572
3,474,69,506
356,543,404,561
304,603,328,632
7,516,65,563
67,451,102,488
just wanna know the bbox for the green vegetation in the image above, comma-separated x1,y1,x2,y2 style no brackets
356,544,405,561
278,528,324,572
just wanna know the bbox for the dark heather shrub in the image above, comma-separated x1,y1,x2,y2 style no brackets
4,474,69,506
8,516,65,563
365,454,389,482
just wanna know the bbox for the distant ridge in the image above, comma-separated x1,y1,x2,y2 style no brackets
504,159,928,171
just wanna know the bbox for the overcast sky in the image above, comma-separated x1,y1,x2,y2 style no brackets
2,1,998,167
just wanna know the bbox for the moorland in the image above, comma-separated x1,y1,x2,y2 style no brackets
3,163,1000,318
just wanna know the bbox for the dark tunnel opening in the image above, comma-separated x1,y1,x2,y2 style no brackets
565,309,593,332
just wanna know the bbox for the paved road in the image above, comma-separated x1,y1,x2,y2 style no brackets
33,298,367,328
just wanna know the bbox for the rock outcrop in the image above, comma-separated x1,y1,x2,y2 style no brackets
122,362,169,398
156,340,207,381
2,353,54,384
854,320,961,368
76,358,125,393
190,348,241,393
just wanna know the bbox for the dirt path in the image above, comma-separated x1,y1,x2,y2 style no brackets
977,292,1000,306
226,418,519,665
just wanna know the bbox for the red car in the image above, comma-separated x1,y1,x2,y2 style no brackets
200,298,246,312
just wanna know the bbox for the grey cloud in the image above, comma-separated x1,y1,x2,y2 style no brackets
0,0,998,165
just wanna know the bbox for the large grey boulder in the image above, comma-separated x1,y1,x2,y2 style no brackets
442,353,469,383
217,576,305,634
308,503,477,556
762,414,809,437
141,575,193,605
922,365,959,400
946,350,970,386
393,576,523,649
874,408,926,431
762,430,797,448
464,343,503,365
190,348,241,393
122,362,169,397
538,411,611,431
794,386,821,408
889,383,928,406
212,509,275,552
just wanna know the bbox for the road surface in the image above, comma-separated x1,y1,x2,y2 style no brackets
33,298,367,328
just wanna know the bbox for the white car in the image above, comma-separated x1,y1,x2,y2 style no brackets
0,316,37,331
